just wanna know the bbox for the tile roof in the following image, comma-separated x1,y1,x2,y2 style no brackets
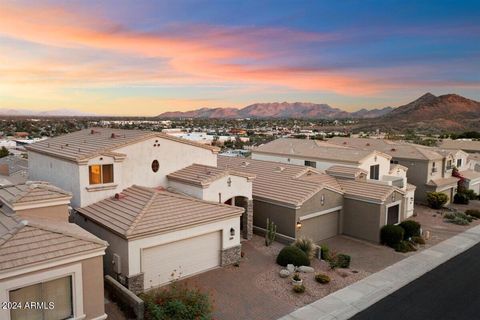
76,185,243,239
0,155,28,176
459,170,480,181
167,164,255,188
426,176,460,187
217,156,342,207
252,138,381,163
0,175,27,187
0,182,71,206
0,211,107,272
26,128,219,163
325,165,367,179
327,137,444,161
337,179,404,203
438,140,480,152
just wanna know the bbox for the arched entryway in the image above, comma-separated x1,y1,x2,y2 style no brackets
224,196,253,240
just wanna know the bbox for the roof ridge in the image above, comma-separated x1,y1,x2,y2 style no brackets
125,186,158,236
0,215,27,247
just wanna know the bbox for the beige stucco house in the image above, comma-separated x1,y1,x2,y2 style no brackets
0,182,108,320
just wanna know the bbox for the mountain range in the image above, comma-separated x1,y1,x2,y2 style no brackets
158,102,393,119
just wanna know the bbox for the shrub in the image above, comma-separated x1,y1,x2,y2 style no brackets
394,240,417,253
293,237,315,260
315,273,331,284
411,236,426,245
466,209,480,219
399,220,421,239
293,284,306,293
454,193,469,205
450,216,470,225
426,192,448,209
320,244,330,261
464,189,478,200
265,218,277,246
444,212,456,220
380,225,404,248
292,273,301,281
142,283,213,320
276,245,310,267
335,254,351,268
444,212,472,225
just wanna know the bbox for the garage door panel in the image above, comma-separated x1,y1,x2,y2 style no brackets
142,231,221,289
300,211,339,243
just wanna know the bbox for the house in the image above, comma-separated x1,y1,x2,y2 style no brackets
327,137,480,203
218,156,409,243
27,128,254,292
0,182,108,320
74,185,243,293
438,139,480,154
0,155,28,186
251,138,415,216
26,128,220,208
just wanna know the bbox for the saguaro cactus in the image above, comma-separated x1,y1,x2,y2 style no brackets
265,218,277,246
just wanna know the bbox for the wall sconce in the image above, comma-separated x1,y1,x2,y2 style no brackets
227,177,232,187
374,155,377,162
230,228,235,237
296,220,302,229
321,194,325,206
391,193,395,201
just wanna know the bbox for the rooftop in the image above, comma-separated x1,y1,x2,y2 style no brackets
0,211,107,273
438,140,480,152
217,156,343,208
0,181,71,207
26,127,219,163
76,185,244,239
167,163,255,188
337,179,404,203
252,138,384,163
426,176,460,187
325,165,368,179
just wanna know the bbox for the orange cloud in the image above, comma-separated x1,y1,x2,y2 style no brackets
0,2,383,95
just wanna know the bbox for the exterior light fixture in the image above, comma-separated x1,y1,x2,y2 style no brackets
296,220,302,229
227,177,232,187
321,194,325,205
230,228,235,236
391,193,395,201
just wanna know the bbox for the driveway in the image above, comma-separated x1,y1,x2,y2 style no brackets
351,242,480,320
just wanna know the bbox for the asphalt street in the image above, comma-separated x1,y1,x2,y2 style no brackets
351,242,480,320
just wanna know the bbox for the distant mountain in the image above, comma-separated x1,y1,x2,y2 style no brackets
158,102,391,119
0,108,99,117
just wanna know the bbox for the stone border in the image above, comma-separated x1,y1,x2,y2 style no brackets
278,224,480,320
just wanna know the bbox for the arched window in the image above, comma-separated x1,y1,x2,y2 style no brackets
151,160,159,173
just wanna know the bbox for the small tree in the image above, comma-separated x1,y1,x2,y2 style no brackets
0,147,9,158
426,192,448,209
265,218,277,246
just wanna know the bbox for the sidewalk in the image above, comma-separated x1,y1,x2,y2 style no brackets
278,224,480,320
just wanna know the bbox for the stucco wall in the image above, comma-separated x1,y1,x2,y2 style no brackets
252,200,296,238
394,158,430,202
16,204,70,222
81,256,106,320
342,198,382,243
73,213,129,277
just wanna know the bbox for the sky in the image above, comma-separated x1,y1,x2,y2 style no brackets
0,0,479,116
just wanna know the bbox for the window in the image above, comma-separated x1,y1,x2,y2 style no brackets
305,160,316,168
10,276,73,320
457,159,462,167
386,205,400,225
151,160,159,173
369,164,380,180
89,164,114,185
390,160,399,164
446,160,452,170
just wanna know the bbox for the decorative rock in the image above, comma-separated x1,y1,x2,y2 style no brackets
279,269,290,278
297,266,315,273
286,264,295,273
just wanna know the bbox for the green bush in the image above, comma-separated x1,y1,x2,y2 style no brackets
394,240,417,253
293,237,315,260
399,220,421,239
320,244,330,261
450,216,470,225
292,284,306,293
411,236,426,245
426,192,448,209
464,189,478,200
276,245,310,267
142,283,213,320
335,254,351,268
315,273,331,284
380,225,404,248
466,209,480,219
454,193,469,205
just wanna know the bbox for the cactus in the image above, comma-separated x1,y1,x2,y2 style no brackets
265,218,277,246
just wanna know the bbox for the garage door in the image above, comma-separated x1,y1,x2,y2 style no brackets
142,231,221,289
471,182,480,194
439,188,453,204
300,211,339,243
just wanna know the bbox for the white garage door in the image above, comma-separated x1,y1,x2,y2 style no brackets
142,231,221,289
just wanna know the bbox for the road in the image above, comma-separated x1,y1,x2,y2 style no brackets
351,243,480,320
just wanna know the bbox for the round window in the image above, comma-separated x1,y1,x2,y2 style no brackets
151,160,159,173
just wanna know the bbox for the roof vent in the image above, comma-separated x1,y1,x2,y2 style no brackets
391,148,396,152
111,133,121,139
241,161,250,167
114,193,126,200
275,166,285,172
366,143,370,146
343,142,347,145
90,129,100,134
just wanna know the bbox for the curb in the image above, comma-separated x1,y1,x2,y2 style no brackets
278,224,480,320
